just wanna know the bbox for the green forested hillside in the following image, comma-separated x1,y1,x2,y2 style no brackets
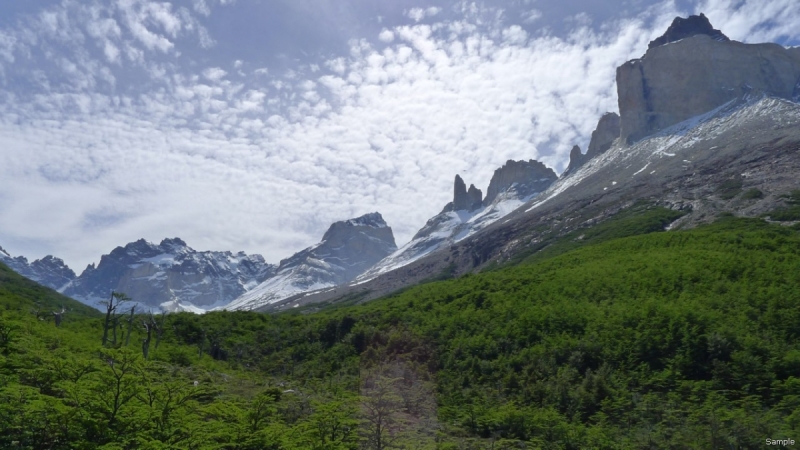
0,261,101,319
1,216,799,448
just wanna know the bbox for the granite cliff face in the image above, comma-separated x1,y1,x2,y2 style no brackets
0,246,76,290
450,175,484,212
62,238,276,311
618,17,800,143
484,160,557,204
224,212,396,311
562,113,621,177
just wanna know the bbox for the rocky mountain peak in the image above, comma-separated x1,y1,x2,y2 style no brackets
563,145,585,177
648,13,729,49
617,16,800,143
484,159,557,205
63,238,276,311
451,175,483,211
586,112,621,158
344,212,389,229
227,213,398,310
159,237,188,250
562,113,620,178
0,247,77,291
318,212,397,257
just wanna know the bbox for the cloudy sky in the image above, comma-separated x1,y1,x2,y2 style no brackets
0,0,798,270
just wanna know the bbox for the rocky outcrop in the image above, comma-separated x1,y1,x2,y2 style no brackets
562,145,585,178
561,113,620,178
62,239,276,310
449,175,483,212
617,17,800,144
484,159,557,204
467,185,483,208
586,113,621,158
453,176,483,211
225,212,397,310
648,13,728,49
0,246,76,290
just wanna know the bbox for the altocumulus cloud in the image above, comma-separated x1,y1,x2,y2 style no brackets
0,0,798,270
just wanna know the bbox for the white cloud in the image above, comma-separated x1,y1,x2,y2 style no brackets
379,29,395,43
407,7,441,23
203,66,227,81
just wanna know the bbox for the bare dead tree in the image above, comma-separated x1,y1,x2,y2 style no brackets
30,303,48,321
141,315,154,360
153,312,167,352
102,292,130,346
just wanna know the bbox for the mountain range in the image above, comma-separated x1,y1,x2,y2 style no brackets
3,14,800,314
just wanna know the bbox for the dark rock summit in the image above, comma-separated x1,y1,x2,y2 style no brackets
484,159,557,204
0,246,76,290
561,113,621,178
618,15,800,143
450,175,483,212
562,145,585,178
225,212,397,310
62,239,276,310
586,112,621,158
283,212,396,283
648,13,729,49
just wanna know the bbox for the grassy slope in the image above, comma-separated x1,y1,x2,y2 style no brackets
0,261,101,319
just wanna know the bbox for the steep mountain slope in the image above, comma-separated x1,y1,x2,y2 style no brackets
262,16,800,311
0,261,100,319
0,246,76,291
354,160,557,282
224,212,397,311
62,238,275,311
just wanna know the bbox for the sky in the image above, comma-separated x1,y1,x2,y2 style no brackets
0,0,799,271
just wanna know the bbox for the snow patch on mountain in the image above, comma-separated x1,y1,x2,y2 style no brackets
223,212,397,311
529,96,800,213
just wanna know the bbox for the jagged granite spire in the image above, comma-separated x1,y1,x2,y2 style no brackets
451,175,483,211
562,145,585,178
648,14,729,49
561,112,620,178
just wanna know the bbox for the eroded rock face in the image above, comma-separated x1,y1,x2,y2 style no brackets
617,24,800,144
0,247,76,290
648,13,729,49
467,184,483,209
561,113,620,178
62,238,276,309
562,145,585,178
586,113,621,158
224,212,397,310
484,159,557,204
450,175,483,211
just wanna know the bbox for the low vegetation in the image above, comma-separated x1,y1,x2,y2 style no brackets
2,211,800,448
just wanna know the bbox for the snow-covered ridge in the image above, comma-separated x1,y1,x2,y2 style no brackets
529,96,800,213
0,245,76,291
357,183,550,283
224,212,397,311
61,237,276,312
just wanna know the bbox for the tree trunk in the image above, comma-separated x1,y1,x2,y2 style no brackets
124,306,136,347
